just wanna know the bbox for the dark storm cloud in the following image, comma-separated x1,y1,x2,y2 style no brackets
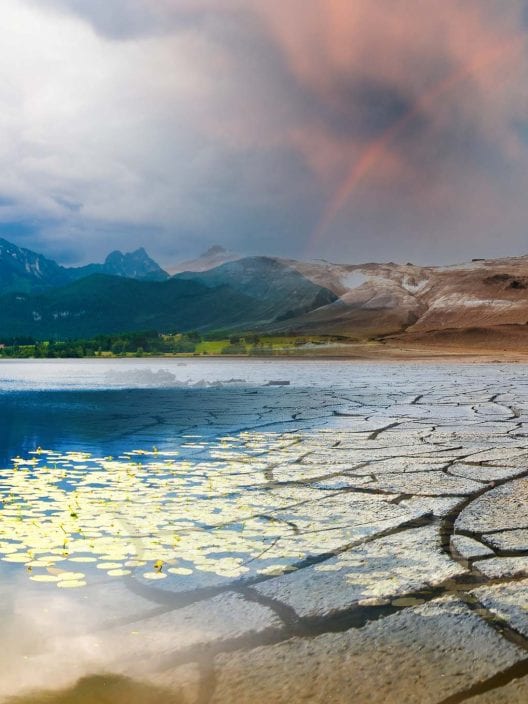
291,75,429,145
330,79,418,140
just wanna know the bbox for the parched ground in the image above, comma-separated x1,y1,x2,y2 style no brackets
7,368,528,703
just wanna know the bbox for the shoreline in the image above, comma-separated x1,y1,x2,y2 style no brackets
1,344,528,364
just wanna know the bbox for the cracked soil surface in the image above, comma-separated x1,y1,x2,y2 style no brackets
3,361,528,703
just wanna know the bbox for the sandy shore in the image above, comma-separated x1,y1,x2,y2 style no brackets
261,342,528,363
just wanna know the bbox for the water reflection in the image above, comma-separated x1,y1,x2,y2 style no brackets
0,386,336,466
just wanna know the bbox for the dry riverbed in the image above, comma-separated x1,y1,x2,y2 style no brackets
2,362,528,702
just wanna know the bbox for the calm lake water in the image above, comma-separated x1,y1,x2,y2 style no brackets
0,357,510,461
0,357,435,463
0,358,525,701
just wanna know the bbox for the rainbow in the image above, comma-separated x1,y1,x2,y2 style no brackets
308,33,526,253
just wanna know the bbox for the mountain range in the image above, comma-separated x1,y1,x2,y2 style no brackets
0,238,168,294
0,242,336,338
2,237,528,342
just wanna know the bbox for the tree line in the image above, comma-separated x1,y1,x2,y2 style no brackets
0,331,203,358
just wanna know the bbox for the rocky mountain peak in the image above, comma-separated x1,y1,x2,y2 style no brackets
102,248,168,280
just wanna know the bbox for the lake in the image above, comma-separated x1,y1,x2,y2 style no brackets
1,359,528,702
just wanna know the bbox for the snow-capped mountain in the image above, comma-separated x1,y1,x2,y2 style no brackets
0,237,69,292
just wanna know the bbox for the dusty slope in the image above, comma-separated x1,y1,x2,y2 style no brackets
271,255,528,337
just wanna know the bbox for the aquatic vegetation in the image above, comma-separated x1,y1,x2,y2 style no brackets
0,432,381,589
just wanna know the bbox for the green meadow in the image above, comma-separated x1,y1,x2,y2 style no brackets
0,331,352,359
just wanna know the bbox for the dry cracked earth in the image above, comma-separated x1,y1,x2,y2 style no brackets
6,368,528,703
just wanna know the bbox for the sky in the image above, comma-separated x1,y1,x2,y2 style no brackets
0,0,528,267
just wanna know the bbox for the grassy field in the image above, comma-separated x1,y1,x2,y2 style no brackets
194,335,343,355
0,334,356,359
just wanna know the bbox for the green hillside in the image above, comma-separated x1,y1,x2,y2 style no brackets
0,259,336,339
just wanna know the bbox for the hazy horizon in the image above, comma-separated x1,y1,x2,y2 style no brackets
6,235,528,272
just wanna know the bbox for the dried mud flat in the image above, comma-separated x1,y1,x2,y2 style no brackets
8,368,528,703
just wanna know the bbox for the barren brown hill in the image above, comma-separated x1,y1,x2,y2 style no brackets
269,255,528,339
